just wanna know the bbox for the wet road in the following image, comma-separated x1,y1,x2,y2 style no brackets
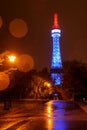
0,100,87,130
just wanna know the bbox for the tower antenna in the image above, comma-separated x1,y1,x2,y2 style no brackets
53,13,59,28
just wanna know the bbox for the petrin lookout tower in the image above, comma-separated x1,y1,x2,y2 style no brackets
51,13,63,86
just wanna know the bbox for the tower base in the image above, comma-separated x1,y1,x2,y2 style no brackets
50,68,63,86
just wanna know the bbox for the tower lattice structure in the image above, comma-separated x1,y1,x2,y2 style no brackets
51,13,62,86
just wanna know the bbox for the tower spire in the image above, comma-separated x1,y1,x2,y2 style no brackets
53,13,59,28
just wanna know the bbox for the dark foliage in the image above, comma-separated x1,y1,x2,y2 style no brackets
63,60,87,97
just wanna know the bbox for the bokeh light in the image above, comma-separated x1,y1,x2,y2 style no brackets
44,82,51,87
0,72,10,91
16,54,34,72
0,16,3,28
9,18,28,38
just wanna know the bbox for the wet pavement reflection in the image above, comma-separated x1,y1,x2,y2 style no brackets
0,100,87,130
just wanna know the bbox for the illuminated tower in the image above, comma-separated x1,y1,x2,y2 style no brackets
51,13,62,86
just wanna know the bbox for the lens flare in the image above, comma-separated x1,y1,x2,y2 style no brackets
9,18,28,38
16,54,34,72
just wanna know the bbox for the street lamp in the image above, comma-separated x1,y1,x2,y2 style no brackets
44,81,51,88
8,55,16,63
47,83,51,88
5,55,17,72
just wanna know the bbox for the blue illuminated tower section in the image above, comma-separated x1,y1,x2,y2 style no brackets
51,13,62,86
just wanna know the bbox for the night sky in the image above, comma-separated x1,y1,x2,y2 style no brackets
0,0,87,70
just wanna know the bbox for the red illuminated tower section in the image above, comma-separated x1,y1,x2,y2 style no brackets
51,13,62,85
53,13,59,28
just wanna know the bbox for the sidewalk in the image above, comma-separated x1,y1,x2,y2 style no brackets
0,99,49,114
0,102,9,116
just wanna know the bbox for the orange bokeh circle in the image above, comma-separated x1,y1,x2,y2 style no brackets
9,18,28,38
16,54,34,72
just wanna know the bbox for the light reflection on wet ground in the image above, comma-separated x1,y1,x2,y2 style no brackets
0,100,87,130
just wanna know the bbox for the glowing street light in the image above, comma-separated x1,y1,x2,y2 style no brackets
47,83,51,88
8,55,16,63
44,81,51,88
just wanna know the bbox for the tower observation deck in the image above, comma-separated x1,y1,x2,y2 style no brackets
51,13,63,86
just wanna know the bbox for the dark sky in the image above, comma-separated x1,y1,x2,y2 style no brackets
0,0,87,70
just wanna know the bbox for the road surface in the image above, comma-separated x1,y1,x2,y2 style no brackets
0,100,87,130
